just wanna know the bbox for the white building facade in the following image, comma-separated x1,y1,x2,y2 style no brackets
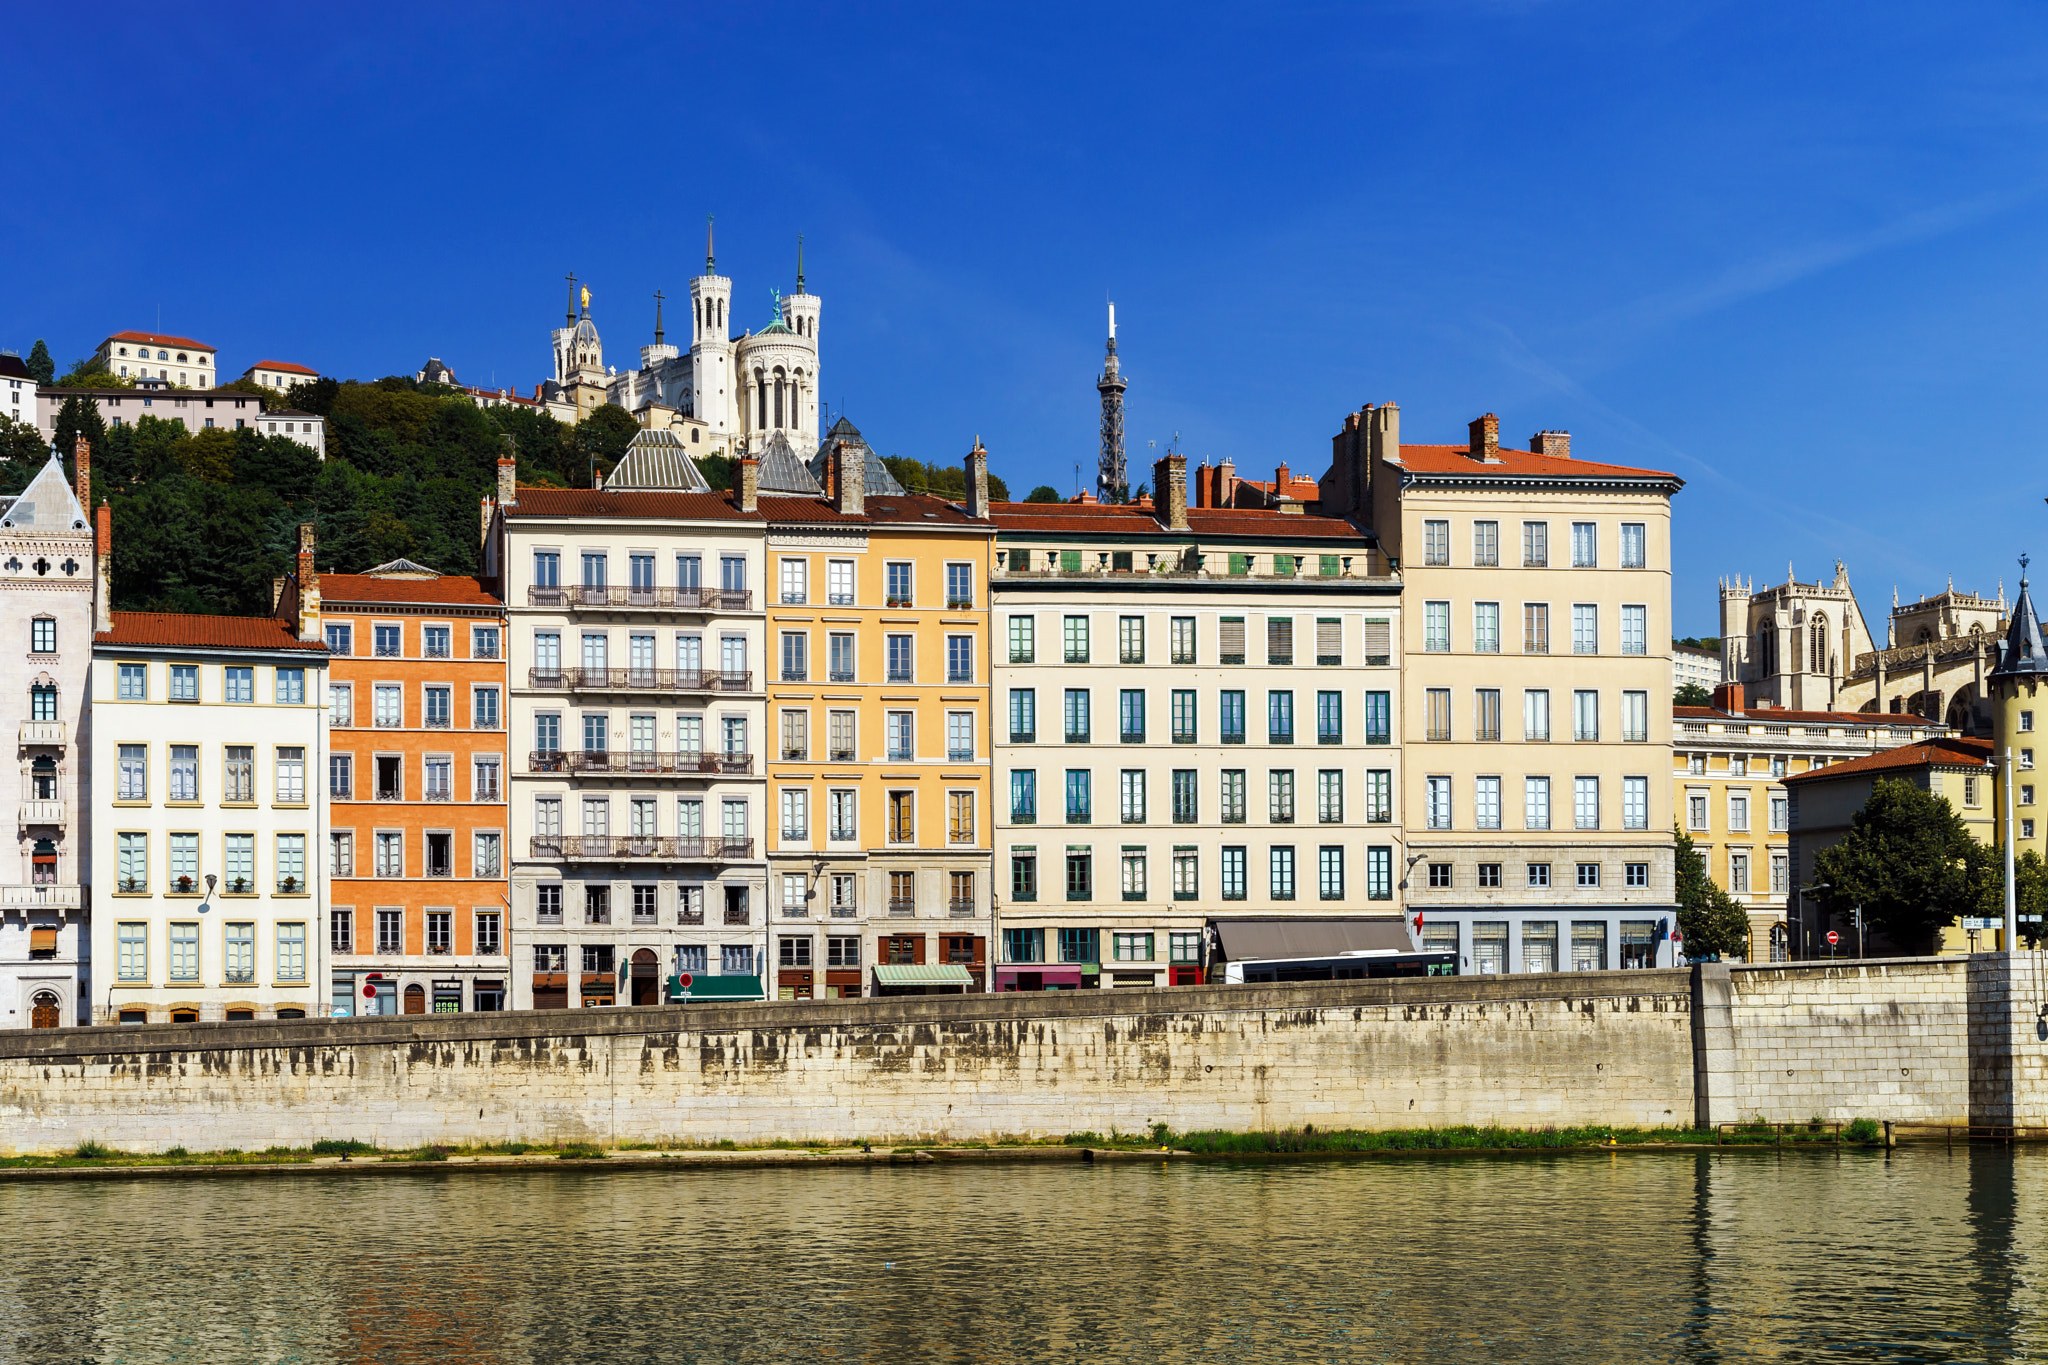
93,331,217,387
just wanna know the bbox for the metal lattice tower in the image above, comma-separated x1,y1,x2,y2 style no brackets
1096,302,1127,503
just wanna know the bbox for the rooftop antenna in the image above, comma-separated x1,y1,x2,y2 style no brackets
1096,301,1127,503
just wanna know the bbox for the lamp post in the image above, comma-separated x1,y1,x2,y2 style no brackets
1796,882,1831,960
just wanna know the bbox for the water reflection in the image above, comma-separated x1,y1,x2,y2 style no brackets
0,1148,2042,1363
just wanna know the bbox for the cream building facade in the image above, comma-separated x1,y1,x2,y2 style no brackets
992,454,1400,988
92,331,216,386
1328,408,1683,972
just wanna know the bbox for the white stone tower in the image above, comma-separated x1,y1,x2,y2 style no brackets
689,218,735,452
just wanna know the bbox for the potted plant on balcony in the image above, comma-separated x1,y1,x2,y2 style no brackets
279,875,299,893
229,875,249,894
174,875,195,894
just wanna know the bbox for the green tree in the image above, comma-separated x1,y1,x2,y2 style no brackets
220,377,291,412
1975,848,2048,948
0,414,52,496
1024,485,1061,504
574,405,640,485
1811,776,1995,955
283,376,341,417
1675,826,1753,959
25,340,55,385
55,358,129,389
52,395,106,476
1675,682,1712,707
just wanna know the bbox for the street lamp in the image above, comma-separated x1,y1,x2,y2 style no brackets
1796,882,1831,960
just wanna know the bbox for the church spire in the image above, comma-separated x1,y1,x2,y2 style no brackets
565,271,577,327
653,289,665,346
796,233,805,293
706,215,716,274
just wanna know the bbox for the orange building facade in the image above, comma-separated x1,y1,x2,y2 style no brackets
319,561,511,1015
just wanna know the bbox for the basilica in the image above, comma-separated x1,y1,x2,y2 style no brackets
541,227,822,460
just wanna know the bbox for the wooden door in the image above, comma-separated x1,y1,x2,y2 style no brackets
403,983,426,1014
29,994,59,1029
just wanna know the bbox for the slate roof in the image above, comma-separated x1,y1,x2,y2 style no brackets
0,455,88,533
606,427,712,492
756,431,821,495
1993,573,2048,677
808,417,905,496
0,352,33,382
97,611,327,652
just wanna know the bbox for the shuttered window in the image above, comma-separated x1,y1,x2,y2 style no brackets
1361,618,1391,666
1266,617,1292,665
1219,617,1246,665
1316,618,1341,665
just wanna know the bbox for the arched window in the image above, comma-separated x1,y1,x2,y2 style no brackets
1810,614,1827,673
755,371,767,428
1917,626,1933,644
31,837,55,885
773,368,786,429
30,685,56,722
1756,627,1775,676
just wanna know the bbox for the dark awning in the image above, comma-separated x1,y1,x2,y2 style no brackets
668,974,763,1001
1210,917,1413,963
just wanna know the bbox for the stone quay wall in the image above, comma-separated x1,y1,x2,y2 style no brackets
3,960,2044,1155
0,972,1698,1155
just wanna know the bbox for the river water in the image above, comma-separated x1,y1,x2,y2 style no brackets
2,1147,2045,1363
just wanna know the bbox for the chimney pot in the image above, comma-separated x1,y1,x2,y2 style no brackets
1529,430,1571,460
1711,680,1746,714
835,440,865,516
1154,452,1189,531
1468,413,1500,463
965,439,989,521
738,456,760,513
496,455,517,509
74,435,90,515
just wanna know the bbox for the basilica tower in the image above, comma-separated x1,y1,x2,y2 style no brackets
689,218,735,452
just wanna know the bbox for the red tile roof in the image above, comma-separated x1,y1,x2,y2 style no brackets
1675,706,1943,728
463,385,543,408
508,488,760,521
318,574,502,608
97,611,327,652
990,501,1368,539
1781,735,1993,784
248,360,318,375
106,331,215,352
1394,443,1677,482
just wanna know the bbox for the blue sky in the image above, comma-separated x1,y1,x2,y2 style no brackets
8,2,2048,636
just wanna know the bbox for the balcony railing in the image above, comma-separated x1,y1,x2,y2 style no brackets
723,905,750,926
888,898,915,917
828,669,855,683
374,643,403,658
375,789,403,801
529,835,755,861
0,884,82,909
949,899,976,917
426,865,453,878
224,969,256,984
18,800,65,826
18,721,64,746
528,667,752,694
425,789,453,802
528,750,754,776
527,585,753,611
425,716,451,729
473,716,502,730
375,715,403,728
828,747,854,763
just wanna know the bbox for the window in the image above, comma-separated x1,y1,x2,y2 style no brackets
118,663,146,700
1424,601,1450,653
1475,776,1501,830
1066,849,1093,901
475,911,501,955
474,831,502,876
1425,688,1451,742
1317,770,1343,823
1119,852,1147,902
1688,792,1709,830
1620,522,1646,569
1318,847,1344,900
1571,522,1597,568
1771,755,1788,780
228,746,255,801
276,747,306,802
781,788,809,839
1426,776,1452,829
1170,930,1201,964
1220,617,1246,665
1119,690,1145,743
1363,617,1391,666
1728,792,1750,832
1221,769,1246,824
167,832,198,893
1423,519,1450,566
1623,776,1649,830
1472,520,1499,567
1065,769,1092,822
1119,769,1147,824
473,686,501,730
1623,690,1649,743
1008,615,1035,663
1528,863,1551,889
1315,617,1341,666
887,791,914,844
536,884,563,922
1574,776,1600,830
1577,862,1601,889
1525,777,1551,831
533,550,560,588
1573,690,1599,742
29,617,55,654
581,552,608,589
1688,753,1706,776
1477,864,1503,889
1523,603,1549,654
1267,617,1293,666
947,711,974,762
1622,605,1646,656
1119,615,1145,664
1063,614,1090,663
1171,769,1198,824
1475,689,1502,742
1221,846,1247,900
169,922,199,981
1064,689,1091,744
1268,691,1294,744
886,711,913,761
473,626,500,659
1627,862,1650,889
276,834,306,892
780,874,811,918
375,909,403,954
722,944,754,975
1316,691,1342,744
534,632,562,681
1427,863,1452,888
1172,690,1197,744
885,634,913,682
1729,851,1750,896
118,922,147,979
885,561,913,606
1220,691,1246,745
1474,602,1500,654
116,832,148,891
825,559,854,606
1004,927,1045,963
373,685,401,728
942,638,974,687
1173,850,1199,901
327,683,352,727
1522,521,1548,568
1009,688,1037,744
1770,795,1789,832
1170,617,1196,664
1571,605,1598,655
1113,930,1154,961
1270,846,1296,900
423,686,451,729
1366,847,1392,900
1269,769,1295,823
117,744,147,801
330,831,353,878
1366,769,1392,823
1770,852,1788,894
779,631,807,682
780,557,808,605
1365,691,1391,746
1011,851,1038,901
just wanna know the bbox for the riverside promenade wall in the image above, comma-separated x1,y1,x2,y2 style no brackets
3,959,2044,1155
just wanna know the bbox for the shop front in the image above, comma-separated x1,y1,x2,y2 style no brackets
666,973,765,1003
993,963,1091,992
872,963,975,996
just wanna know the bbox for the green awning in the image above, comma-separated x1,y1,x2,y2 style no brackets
667,974,764,1001
873,964,975,986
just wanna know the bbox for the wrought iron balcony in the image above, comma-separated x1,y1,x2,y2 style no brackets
527,750,753,776
723,906,750,926
949,899,977,918
888,898,915,917
527,667,752,694
527,585,753,611
528,835,755,861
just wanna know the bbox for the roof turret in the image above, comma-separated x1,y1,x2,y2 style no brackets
1994,556,2048,677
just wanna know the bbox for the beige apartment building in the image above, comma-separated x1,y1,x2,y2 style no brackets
1327,408,1682,972
991,454,1400,988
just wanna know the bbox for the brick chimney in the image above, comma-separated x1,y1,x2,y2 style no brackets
94,503,113,633
738,455,759,513
835,438,865,515
965,437,989,520
1711,680,1745,714
74,435,90,516
497,454,517,509
1154,452,1188,531
295,522,322,642
1467,413,1500,463
1529,430,1570,460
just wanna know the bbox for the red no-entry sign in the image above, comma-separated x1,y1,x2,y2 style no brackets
1826,930,1840,947
678,973,693,989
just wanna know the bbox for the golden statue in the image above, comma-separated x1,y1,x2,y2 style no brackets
580,285,591,313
